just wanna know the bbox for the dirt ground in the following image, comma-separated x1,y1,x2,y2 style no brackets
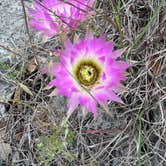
0,0,166,165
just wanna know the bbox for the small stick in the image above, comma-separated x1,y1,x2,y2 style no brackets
21,0,32,45
0,44,21,56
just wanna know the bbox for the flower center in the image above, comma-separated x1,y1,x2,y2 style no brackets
74,59,102,87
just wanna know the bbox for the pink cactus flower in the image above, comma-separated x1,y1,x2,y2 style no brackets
49,34,130,118
29,0,95,38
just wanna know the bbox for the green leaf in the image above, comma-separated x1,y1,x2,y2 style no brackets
19,83,33,96
137,111,144,166
65,126,69,140
68,131,74,145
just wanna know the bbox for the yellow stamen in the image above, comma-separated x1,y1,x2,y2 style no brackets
74,59,102,87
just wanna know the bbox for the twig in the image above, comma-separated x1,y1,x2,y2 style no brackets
0,44,21,56
21,0,32,45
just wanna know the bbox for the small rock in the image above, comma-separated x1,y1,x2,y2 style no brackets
0,130,12,163
0,79,15,116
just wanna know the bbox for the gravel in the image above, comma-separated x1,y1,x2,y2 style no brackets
0,0,32,116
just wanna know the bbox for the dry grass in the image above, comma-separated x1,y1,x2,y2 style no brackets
0,0,166,165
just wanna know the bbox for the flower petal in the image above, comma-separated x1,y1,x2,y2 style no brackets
107,90,123,103
85,98,97,116
112,48,125,59
67,93,79,118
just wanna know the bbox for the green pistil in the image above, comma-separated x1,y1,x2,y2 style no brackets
74,59,102,87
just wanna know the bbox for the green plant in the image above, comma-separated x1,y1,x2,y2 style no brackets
109,0,123,47
0,60,26,81
137,111,144,166
37,124,75,165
